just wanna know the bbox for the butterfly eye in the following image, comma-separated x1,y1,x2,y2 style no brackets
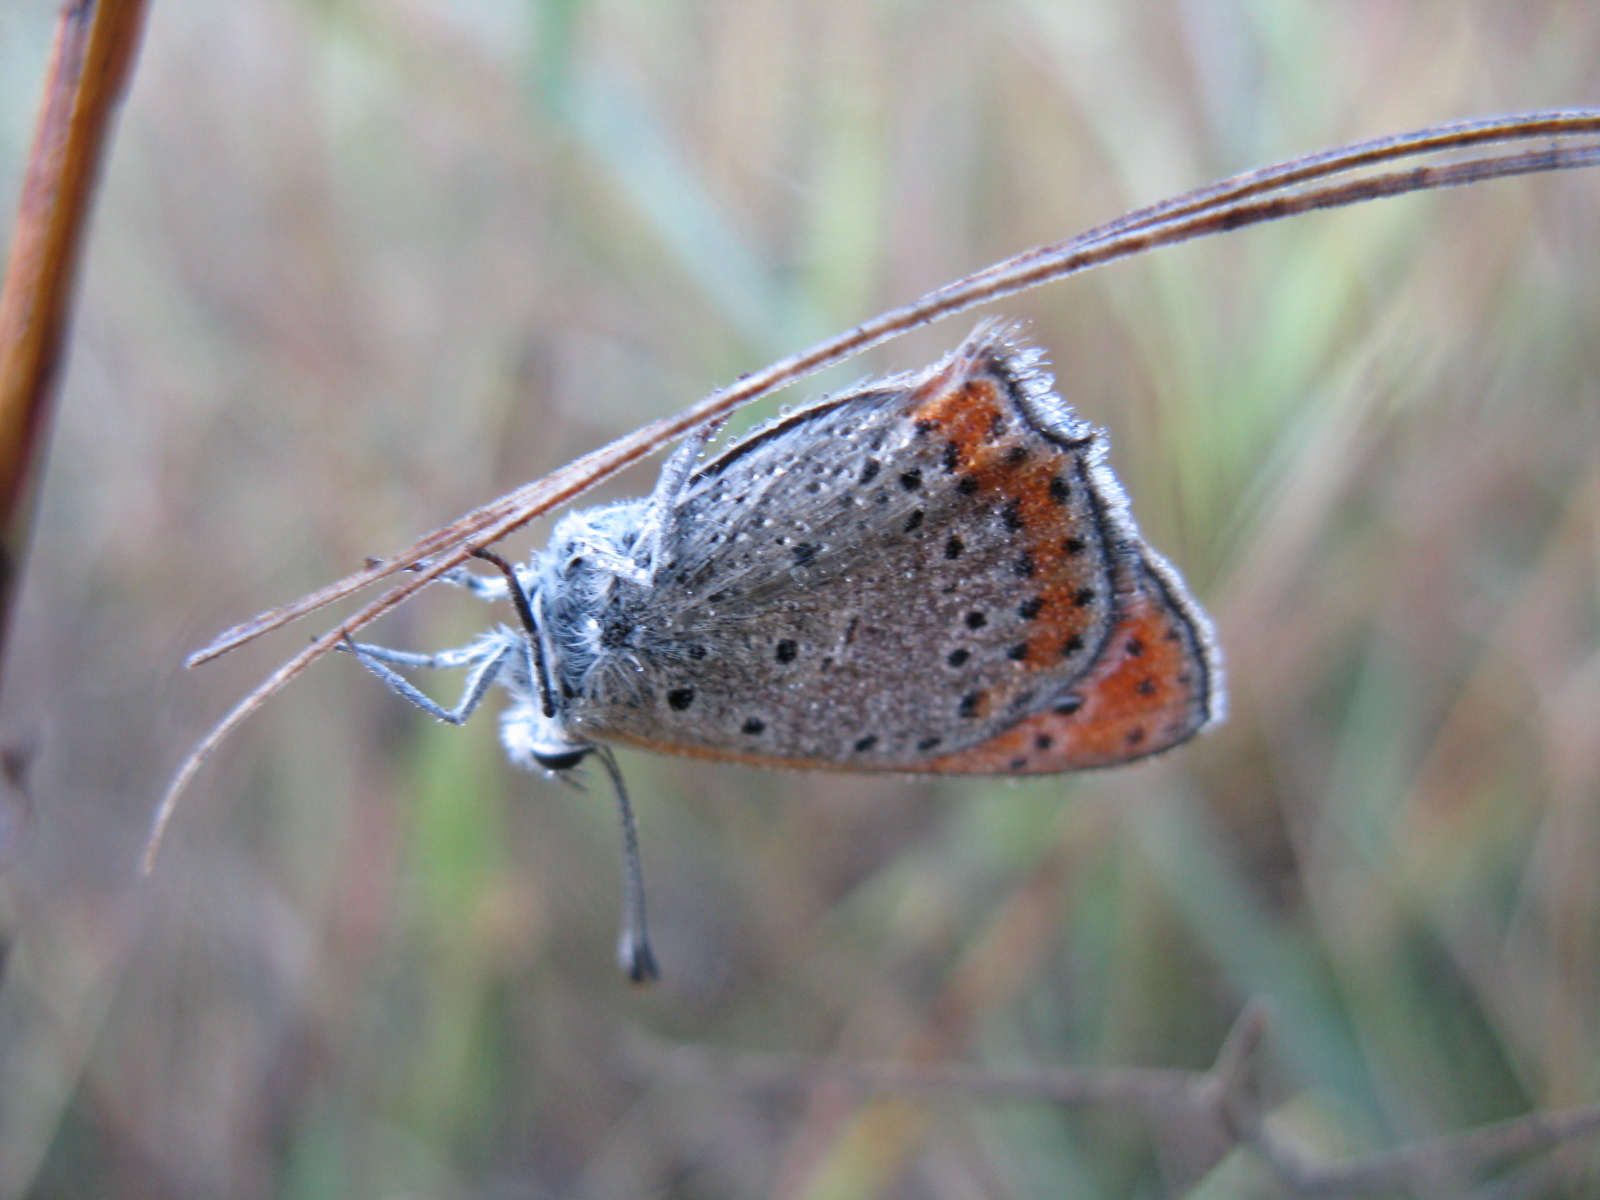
532,748,589,771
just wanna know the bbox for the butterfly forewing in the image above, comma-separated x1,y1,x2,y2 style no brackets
571,328,1129,769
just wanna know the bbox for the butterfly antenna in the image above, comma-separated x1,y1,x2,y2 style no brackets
471,548,558,719
593,745,659,983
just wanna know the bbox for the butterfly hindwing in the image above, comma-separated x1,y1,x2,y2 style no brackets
920,546,1222,773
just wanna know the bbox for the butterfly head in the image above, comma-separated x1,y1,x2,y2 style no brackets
499,687,591,774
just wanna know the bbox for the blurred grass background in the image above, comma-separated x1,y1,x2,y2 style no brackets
1,1,1598,1196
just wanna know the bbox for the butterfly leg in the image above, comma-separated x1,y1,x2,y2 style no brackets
342,635,513,725
436,564,513,601
390,554,531,603
570,418,724,588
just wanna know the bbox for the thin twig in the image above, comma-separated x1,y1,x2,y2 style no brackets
657,1041,1220,1110
143,110,1600,869
1256,1102,1600,1196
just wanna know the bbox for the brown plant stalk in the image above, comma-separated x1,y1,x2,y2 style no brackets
0,0,150,651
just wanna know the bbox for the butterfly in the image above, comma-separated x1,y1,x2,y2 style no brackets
342,323,1222,978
